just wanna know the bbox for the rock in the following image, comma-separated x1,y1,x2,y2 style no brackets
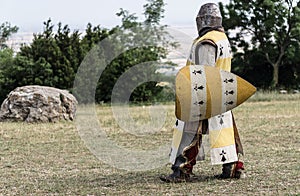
0,85,77,123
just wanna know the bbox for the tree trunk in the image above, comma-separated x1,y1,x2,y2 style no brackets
266,49,284,88
272,63,279,88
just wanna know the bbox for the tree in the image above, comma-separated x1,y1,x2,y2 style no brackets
74,23,115,103
0,0,174,103
143,0,165,25
15,19,85,89
0,22,18,101
94,0,175,103
0,22,19,50
221,0,300,88
0,48,15,100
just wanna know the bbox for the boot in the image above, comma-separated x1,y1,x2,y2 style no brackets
215,163,233,179
159,168,190,183
215,161,245,179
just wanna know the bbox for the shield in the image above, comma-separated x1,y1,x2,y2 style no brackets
175,65,256,122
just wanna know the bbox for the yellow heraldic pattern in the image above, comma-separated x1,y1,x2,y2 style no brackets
175,65,255,122
170,30,239,165
187,30,232,72
208,111,237,165
192,66,238,120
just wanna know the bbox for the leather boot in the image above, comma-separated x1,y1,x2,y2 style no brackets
215,162,233,179
159,168,190,183
215,161,244,179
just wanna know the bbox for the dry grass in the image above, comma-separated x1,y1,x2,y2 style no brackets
0,94,299,195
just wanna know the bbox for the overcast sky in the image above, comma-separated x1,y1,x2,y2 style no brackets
0,0,229,32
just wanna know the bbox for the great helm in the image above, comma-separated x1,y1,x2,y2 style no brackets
196,3,222,33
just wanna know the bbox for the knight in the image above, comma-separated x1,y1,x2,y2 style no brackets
160,3,245,183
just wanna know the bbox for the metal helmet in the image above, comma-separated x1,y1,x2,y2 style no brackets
196,3,222,33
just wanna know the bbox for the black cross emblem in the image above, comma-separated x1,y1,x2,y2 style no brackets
220,150,227,162
220,45,224,56
192,70,202,75
194,101,205,105
194,84,204,91
218,114,224,125
224,78,234,83
225,101,234,106
225,90,234,95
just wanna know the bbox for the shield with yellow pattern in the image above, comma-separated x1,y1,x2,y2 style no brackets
175,65,256,122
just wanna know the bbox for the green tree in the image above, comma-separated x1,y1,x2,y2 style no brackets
1,0,174,103
95,0,175,103
0,22,18,101
221,0,300,88
0,22,18,50
143,0,165,25
74,23,114,103
15,19,85,89
81,23,114,52
0,48,15,100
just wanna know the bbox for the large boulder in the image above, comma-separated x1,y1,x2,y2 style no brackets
0,85,77,123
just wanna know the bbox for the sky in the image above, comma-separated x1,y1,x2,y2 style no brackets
0,0,229,33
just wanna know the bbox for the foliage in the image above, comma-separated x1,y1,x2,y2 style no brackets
0,48,15,99
0,22,19,50
0,0,174,104
0,23,19,99
94,0,175,103
0,19,85,102
220,0,300,88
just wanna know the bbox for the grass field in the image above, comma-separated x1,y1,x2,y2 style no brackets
0,92,299,195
